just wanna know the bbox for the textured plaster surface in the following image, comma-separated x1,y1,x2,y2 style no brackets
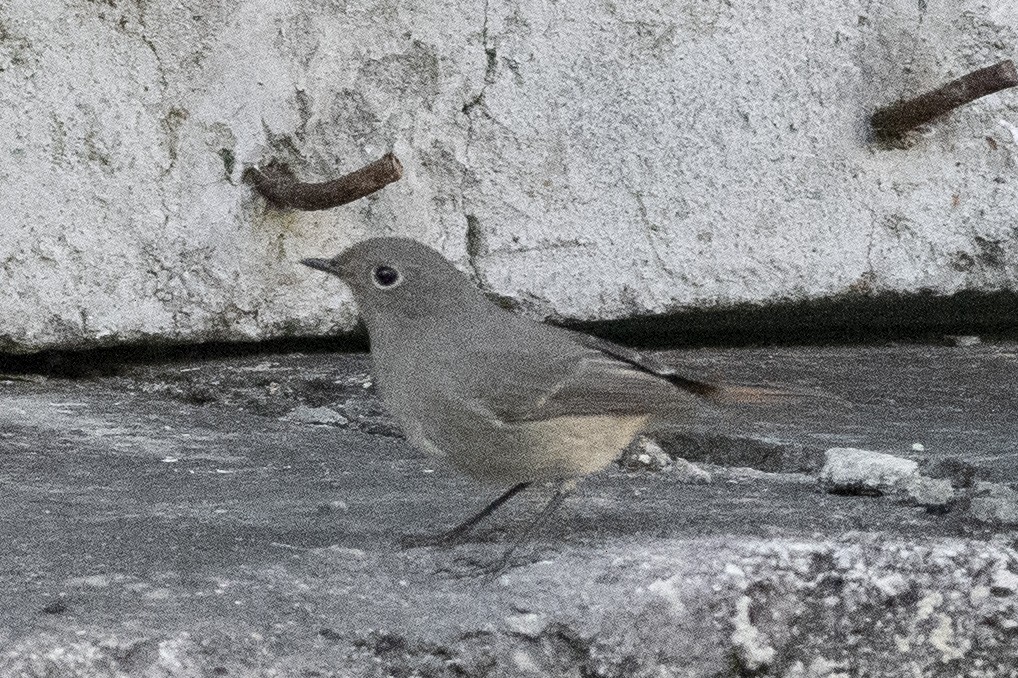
1,342,1017,676
1,0,1017,351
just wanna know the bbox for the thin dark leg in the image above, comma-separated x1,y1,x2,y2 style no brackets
489,481,571,573
401,482,531,548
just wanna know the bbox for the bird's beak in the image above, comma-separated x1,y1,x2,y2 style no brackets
300,258,340,275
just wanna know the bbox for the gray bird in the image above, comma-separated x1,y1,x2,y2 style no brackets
302,238,773,561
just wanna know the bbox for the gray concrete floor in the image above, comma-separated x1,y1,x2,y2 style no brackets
0,343,1016,677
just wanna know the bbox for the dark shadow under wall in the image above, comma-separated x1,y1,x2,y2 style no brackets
0,334,370,379
1,290,1016,378
563,290,1018,348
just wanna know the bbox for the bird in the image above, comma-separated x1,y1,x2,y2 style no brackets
301,237,779,565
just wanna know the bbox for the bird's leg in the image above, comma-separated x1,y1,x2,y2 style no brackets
487,479,572,574
401,482,531,548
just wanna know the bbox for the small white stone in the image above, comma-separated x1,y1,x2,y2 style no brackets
283,405,349,426
944,335,981,347
990,568,1018,594
897,475,955,507
505,613,549,638
872,573,908,597
819,448,918,493
670,457,713,484
623,436,672,472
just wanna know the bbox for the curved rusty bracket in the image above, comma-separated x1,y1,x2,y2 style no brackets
871,60,1018,140
243,153,404,210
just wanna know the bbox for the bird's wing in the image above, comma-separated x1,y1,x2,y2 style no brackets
479,329,803,423
480,331,718,423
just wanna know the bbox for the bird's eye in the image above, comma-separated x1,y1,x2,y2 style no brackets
372,265,402,289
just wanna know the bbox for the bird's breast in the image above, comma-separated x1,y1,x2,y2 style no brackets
437,413,650,485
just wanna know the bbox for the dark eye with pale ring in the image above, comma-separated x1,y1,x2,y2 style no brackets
372,265,401,288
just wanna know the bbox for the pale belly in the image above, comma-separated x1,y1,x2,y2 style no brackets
417,413,651,484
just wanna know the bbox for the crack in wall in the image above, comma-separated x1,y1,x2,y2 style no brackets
612,160,685,307
112,3,179,256
858,203,880,294
901,0,928,97
624,178,672,280
460,0,495,280
464,213,486,284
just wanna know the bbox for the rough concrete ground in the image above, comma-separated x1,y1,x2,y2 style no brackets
0,342,1016,677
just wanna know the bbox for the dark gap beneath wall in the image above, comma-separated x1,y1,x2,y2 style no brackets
0,290,1016,378
0,332,370,379
561,290,1018,349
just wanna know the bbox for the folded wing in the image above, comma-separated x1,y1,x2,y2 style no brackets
479,330,717,423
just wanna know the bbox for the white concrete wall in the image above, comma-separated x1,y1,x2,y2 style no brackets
0,0,1016,352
